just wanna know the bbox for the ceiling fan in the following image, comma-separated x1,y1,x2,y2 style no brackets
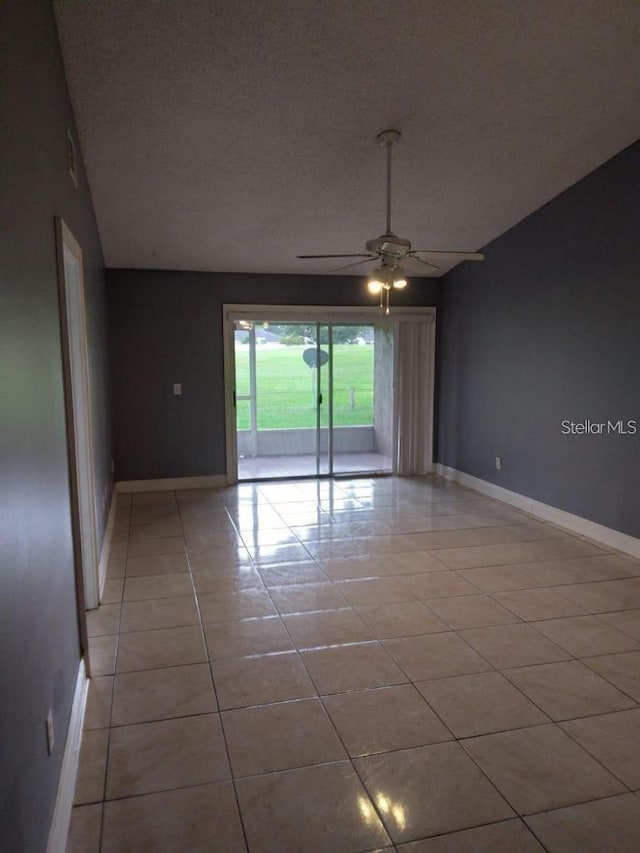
297,129,484,312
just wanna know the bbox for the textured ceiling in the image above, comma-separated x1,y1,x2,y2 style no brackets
54,0,640,276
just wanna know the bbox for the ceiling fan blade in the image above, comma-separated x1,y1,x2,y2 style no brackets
297,253,375,259
402,257,441,276
411,250,485,261
404,256,440,271
328,257,379,273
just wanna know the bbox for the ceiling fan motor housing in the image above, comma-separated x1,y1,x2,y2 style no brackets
366,233,412,258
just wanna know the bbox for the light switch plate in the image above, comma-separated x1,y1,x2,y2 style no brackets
172,383,182,396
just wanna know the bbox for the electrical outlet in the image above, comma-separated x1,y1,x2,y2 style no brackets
495,456,502,470
173,383,182,396
45,709,55,756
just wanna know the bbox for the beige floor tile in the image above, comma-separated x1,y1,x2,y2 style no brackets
397,818,545,852
86,603,121,637
531,615,639,657
560,708,640,788
119,595,199,633
258,560,329,586
269,581,348,613
554,578,640,613
197,588,277,622
428,594,520,629
123,573,194,601
101,782,246,853
84,675,113,730
376,550,450,575
101,579,124,604
462,724,624,814
240,528,302,548
127,536,185,557
130,504,180,525
355,601,448,639
405,526,547,551
319,555,389,580
106,555,125,580
384,632,492,681
307,534,418,561
334,577,416,606
128,520,183,539
188,550,253,571
251,542,313,565
192,567,264,594
222,698,346,776
302,642,408,693
355,742,513,843
494,587,588,620
213,651,317,710
458,555,637,593
400,572,479,599
417,671,547,737
599,608,640,640
106,713,229,798
111,663,217,725
116,625,207,672
184,530,244,552
66,804,102,853
459,623,570,669
236,761,390,852
525,793,640,853
74,729,108,804
283,608,372,648
88,635,117,676
583,650,640,700
204,616,293,659
131,491,176,506
125,553,189,577
323,684,452,756
435,539,605,570
505,660,637,720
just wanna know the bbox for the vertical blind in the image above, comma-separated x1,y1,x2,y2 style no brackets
395,320,434,475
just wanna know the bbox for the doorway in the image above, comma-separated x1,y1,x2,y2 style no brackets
55,218,100,612
223,305,436,483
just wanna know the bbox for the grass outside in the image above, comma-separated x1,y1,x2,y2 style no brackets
235,344,374,430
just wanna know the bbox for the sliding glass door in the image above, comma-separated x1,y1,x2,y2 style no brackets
232,319,394,480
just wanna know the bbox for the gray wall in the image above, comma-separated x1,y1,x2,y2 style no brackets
107,270,439,480
437,141,640,538
0,1,111,849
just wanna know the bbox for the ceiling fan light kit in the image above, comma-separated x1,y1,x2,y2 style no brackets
296,128,484,312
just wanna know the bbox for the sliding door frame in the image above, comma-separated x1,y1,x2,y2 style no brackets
222,304,436,484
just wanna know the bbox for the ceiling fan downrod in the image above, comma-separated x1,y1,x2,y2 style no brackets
377,129,401,237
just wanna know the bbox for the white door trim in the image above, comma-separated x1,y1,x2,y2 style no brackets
222,304,436,483
55,218,100,611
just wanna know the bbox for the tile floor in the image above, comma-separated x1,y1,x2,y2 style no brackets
68,475,640,852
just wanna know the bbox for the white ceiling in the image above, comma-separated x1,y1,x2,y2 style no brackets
54,0,640,276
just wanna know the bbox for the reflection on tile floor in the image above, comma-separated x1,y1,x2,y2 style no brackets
69,475,640,852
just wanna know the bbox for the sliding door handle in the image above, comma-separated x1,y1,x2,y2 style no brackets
318,393,323,406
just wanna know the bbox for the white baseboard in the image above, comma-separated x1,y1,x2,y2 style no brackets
116,474,228,494
98,487,118,598
46,657,89,853
435,463,640,559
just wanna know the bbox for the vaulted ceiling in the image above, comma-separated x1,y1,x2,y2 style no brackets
54,0,640,276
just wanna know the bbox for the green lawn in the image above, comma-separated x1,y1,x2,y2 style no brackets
235,344,374,430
